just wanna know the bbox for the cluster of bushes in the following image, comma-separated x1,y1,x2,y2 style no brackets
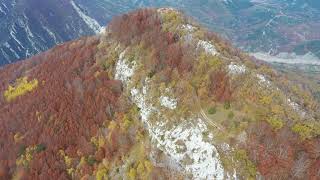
234,149,257,179
267,117,284,130
127,159,153,180
16,144,46,168
291,123,320,139
208,107,216,114
4,77,38,102
160,9,184,33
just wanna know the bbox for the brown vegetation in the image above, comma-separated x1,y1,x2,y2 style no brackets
246,121,320,179
109,8,194,77
209,70,232,102
0,36,124,179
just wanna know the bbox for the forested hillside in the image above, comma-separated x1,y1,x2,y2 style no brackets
0,8,319,179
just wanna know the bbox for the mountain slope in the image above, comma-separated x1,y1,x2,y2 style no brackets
0,0,101,65
0,8,319,179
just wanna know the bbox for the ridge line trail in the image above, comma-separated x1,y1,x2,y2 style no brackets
194,93,226,133
200,108,225,133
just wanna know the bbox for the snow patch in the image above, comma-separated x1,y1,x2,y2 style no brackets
0,4,6,15
20,13,41,54
197,40,218,56
41,23,58,44
10,24,25,50
3,42,19,59
220,0,233,4
70,0,102,34
0,49,10,62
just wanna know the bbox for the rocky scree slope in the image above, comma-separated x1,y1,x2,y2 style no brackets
0,8,320,180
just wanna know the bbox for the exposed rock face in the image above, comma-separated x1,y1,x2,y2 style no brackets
0,8,319,180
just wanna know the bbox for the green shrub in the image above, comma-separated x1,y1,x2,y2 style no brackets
292,123,313,139
35,144,46,153
267,117,284,130
208,56,223,70
162,10,183,25
208,107,217,114
314,91,320,102
224,102,231,110
161,10,184,32
148,71,156,78
16,145,37,167
127,168,137,180
228,111,234,119
234,149,256,178
87,156,96,166
96,167,108,180
18,145,27,156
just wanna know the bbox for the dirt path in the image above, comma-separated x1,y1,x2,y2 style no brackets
191,89,226,133
200,108,225,132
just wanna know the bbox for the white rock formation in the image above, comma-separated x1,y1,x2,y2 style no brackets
197,40,218,56
228,62,247,75
114,50,225,179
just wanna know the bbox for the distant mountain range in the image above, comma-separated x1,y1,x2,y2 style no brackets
0,0,101,65
1,0,320,65
78,0,320,59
